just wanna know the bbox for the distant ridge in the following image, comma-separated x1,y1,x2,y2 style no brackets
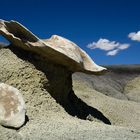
0,42,8,47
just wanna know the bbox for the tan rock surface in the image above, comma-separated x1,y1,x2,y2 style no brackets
0,19,106,74
0,83,26,128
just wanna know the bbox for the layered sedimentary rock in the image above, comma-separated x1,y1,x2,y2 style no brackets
0,19,106,74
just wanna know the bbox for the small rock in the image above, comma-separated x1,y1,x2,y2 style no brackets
86,114,94,121
0,83,26,128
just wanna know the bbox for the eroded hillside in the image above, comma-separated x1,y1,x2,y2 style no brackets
73,65,140,102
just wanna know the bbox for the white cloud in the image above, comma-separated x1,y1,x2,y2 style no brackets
118,44,130,50
87,38,130,56
87,38,119,51
107,49,119,56
128,31,140,41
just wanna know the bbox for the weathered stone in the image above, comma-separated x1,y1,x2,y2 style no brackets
0,19,107,129
0,19,106,74
0,83,26,128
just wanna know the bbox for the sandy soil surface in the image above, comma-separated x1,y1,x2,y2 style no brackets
0,48,140,140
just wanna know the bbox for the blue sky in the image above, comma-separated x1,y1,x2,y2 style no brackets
0,0,140,64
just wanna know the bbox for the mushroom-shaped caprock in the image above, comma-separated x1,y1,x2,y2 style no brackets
0,19,106,74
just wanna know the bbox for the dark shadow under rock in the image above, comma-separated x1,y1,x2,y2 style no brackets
64,90,111,125
8,46,111,125
2,115,29,130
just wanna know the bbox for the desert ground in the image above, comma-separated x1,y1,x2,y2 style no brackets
0,47,140,139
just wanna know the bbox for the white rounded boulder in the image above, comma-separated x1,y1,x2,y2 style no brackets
0,83,26,128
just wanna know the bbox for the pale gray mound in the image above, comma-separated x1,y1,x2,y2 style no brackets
0,48,140,139
0,47,67,119
73,65,140,101
124,76,140,102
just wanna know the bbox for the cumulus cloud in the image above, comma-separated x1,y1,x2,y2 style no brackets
87,38,119,51
128,31,140,41
107,49,119,56
87,38,130,56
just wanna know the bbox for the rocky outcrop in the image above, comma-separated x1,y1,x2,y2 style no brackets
0,20,107,129
0,50,140,139
0,83,26,128
0,19,106,74
0,20,140,139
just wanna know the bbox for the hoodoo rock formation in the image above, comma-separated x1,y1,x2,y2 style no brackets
0,20,106,74
0,19,107,102
0,19,110,129
0,20,140,139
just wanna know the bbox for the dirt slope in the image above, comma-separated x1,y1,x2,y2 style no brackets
0,47,140,140
73,65,140,102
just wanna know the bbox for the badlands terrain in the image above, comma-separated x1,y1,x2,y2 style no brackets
0,20,140,139
0,46,140,140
